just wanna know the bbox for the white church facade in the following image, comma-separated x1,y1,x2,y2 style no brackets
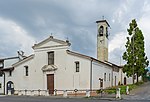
0,20,136,95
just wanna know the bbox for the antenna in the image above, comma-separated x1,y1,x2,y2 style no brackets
102,16,105,20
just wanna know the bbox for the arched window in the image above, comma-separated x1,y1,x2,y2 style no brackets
104,73,106,81
106,27,108,38
99,26,104,36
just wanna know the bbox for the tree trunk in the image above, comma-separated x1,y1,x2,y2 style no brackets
133,75,135,84
136,72,139,83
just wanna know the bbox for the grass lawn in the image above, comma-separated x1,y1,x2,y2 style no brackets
97,81,144,94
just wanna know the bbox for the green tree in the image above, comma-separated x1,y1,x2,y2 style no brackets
123,19,149,83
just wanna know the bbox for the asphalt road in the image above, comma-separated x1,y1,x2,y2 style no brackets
123,81,150,100
0,96,150,102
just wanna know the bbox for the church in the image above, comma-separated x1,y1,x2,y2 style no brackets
0,20,136,95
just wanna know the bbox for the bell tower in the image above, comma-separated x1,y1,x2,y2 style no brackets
96,20,110,62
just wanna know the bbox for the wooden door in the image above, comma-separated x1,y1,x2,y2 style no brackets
47,74,54,94
115,76,116,86
124,77,127,85
7,81,14,94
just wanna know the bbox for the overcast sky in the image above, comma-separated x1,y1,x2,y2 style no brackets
0,0,150,65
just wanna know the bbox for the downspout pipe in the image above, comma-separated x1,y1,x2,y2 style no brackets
90,58,93,91
112,66,113,87
3,72,5,95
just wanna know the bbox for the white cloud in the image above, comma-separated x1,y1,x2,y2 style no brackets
0,18,35,56
0,0,149,65
138,2,150,61
109,32,126,53
112,1,128,24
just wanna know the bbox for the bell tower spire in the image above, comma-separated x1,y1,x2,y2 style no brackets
96,19,110,62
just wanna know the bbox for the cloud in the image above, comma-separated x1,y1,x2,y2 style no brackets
109,32,126,53
0,0,149,66
0,18,35,57
108,32,127,64
138,1,150,62
107,0,150,65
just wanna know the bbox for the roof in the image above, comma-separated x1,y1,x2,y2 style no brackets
66,50,92,60
32,36,71,49
104,61,122,68
0,56,19,61
1,67,14,71
96,20,110,27
12,54,34,67
66,50,113,67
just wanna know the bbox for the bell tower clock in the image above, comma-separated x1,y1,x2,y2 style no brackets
96,20,110,62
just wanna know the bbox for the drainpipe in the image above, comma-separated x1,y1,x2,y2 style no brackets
90,58,93,91
3,72,5,95
121,68,123,84
112,67,113,87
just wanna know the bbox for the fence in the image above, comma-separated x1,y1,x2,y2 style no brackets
14,90,49,96
12,87,128,99
14,89,95,97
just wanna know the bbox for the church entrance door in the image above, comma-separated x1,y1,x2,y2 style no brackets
47,74,54,94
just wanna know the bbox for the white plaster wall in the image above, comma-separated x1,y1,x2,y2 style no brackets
34,46,91,91
4,42,71,94
64,54,91,90
4,58,19,68
121,73,133,85
38,41,62,48
4,38,132,95
45,48,68,90
120,72,142,85
0,76,4,93
119,68,133,85
119,68,143,85
5,57,36,93
92,62,112,89
112,71,119,86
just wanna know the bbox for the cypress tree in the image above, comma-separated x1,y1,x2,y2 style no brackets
123,19,149,83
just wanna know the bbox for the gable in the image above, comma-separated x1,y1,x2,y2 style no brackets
32,36,71,49
39,41,63,48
